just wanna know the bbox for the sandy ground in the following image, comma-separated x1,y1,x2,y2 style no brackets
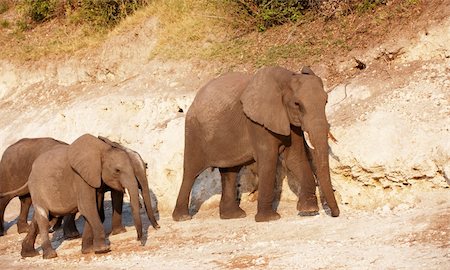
0,189,448,270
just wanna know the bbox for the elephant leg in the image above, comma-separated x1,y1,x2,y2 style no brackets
285,129,319,215
0,196,13,236
81,219,94,254
20,216,39,258
17,195,32,233
111,190,126,235
219,166,246,219
80,215,110,254
49,216,62,233
97,191,105,223
173,154,206,221
78,185,109,254
33,206,57,259
250,125,282,222
254,156,281,222
62,214,80,240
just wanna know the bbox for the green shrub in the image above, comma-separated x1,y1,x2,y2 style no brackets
21,0,58,22
356,0,387,13
1,19,10,28
0,1,11,14
235,0,314,31
68,0,149,27
19,0,149,27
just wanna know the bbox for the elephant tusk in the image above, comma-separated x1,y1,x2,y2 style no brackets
328,131,338,144
125,188,131,201
303,131,315,150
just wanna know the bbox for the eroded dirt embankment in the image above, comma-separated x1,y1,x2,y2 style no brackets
1,15,449,212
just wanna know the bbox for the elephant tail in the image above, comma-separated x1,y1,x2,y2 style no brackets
0,182,29,198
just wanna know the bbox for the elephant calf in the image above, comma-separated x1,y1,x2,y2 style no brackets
10,134,159,259
0,137,78,238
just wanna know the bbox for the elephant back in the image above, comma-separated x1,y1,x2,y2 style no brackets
0,138,66,194
185,72,253,167
189,72,251,122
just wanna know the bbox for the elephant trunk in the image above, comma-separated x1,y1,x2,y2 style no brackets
139,181,160,229
127,151,159,229
304,125,340,217
126,184,143,241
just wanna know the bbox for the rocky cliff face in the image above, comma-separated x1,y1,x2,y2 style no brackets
0,16,448,215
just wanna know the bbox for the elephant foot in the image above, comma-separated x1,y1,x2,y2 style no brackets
297,195,319,216
17,223,30,234
0,230,5,237
64,230,81,240
328,206,340,217
43,249,58,259
298,211,319,216
21,248,39,258
94,244,111,254
172,208,192,222
220,206,246,219
255,210,281,222
81,246,94,254
111,226,127,235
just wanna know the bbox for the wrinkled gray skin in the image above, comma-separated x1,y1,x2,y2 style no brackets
97,136,159,234
15,134,158,259
0,137,158,239
0,138,79,238
173,66,339,222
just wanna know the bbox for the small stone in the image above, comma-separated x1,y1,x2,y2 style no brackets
382,204,391,213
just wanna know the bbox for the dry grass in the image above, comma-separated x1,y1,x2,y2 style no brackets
148,0,426,73
0,9,108,61
0,0,427,67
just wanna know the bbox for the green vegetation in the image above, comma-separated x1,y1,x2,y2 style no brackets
21,0,58,22
356,0,388,13
0,1,10,14
66,0,149,27
234,0,311,31
0,18,9,28
18,0,149,27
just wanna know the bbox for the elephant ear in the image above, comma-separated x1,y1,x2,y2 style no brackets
98,136,127,150
68,134,110,188
300,66,316,75
240,67,291,136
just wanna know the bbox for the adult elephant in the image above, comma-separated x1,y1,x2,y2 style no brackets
5,134,159,259
172,66,340,222
0,137,78,238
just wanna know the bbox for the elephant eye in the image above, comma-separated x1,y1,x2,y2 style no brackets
296,102,305,114
115,168,121,173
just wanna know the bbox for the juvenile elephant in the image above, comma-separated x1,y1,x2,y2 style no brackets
96,136,160,234
15,134,159,259
0,137,147,239
0,137,78,238
172,66,340,222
